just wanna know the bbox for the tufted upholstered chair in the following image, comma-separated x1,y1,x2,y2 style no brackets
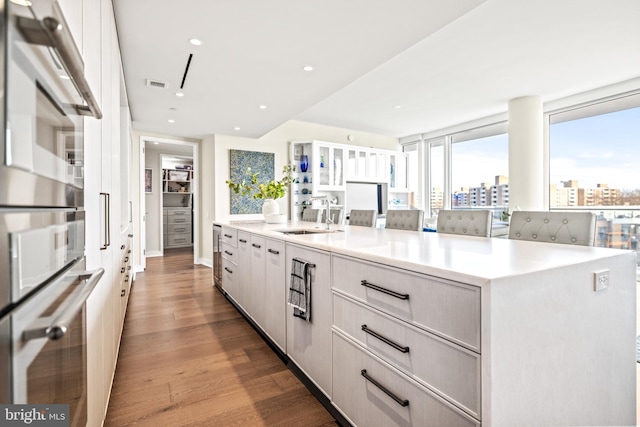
322,208,344,225
436,209,492,237
301,208,321,222
348,210,377,227
385,209,424,231
508,211,596,246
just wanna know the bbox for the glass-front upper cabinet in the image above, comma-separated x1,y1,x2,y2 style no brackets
389,153,408,190
313,142,345,189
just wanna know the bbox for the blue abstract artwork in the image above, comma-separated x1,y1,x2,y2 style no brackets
229,149,274,214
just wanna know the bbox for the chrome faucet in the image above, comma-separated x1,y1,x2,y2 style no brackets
310,195,332,230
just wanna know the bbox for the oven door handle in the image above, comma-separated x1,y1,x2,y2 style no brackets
23,268,105,341
16,8,103,119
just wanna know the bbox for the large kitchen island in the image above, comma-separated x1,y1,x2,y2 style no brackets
213,220,636,427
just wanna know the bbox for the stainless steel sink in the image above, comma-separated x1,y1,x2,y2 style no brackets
275,228,342,235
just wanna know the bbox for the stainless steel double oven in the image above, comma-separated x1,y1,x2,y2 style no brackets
0,1,102,426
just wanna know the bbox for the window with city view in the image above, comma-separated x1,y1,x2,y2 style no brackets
451,131,508,220
427,123,508,220
549,93,640,250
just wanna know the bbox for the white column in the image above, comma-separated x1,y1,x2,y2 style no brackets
508,95,544,212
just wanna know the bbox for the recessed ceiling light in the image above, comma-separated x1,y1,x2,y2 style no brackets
234,127,241,131
168,119,175,123
10,0,32,6
153,142,160,145
303,65,314,71
259,105,267,109
189,38,202,46
175,92,184,97
394,105,402,109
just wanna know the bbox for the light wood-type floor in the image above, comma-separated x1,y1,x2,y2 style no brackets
104,247,337,427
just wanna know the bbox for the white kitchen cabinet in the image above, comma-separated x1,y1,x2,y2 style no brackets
285,243,332,398
248,235,266,327
333,292,481,419
82,0,131,425
332,332,479,427
234,232,250,310
290,141,345,222
262,239,287,351
332,254,480,351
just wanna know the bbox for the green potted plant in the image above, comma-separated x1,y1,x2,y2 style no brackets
226,164,295,220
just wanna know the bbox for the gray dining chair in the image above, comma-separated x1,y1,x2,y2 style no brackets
436,209,492,237
301,208,322,222
508,211,596,246
348,210,377,227
385,209,424,231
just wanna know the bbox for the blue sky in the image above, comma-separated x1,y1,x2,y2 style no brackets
447,106,640,192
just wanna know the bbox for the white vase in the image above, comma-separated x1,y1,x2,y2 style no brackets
262,198,280,216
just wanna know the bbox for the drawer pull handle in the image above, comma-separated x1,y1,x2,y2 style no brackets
268,249,279,255
361,280,409,300
239,239,247,243
175,228,185,232
174,219,185,223
224,234,233,238
362,325,409,353
361,369,409,407
252,243,261,249
224,267,233,274
224,250,233,256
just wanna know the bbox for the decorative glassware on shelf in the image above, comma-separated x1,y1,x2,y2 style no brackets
300,155,309,172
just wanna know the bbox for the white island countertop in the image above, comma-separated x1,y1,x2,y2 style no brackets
214,220,634,286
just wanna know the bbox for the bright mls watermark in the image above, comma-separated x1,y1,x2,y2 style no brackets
0,405,69,426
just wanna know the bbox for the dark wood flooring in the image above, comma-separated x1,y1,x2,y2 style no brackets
104,247,336,426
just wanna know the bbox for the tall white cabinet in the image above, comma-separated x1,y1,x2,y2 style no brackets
72,0,133,425
290,141,410,222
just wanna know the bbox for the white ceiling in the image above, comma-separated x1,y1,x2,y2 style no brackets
113,0,640,141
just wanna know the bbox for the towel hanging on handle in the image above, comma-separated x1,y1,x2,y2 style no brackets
288,258,314,322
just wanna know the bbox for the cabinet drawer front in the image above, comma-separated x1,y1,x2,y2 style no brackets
166,208,190,216
332,255,480,351
168,224,190,234
222,258,236,293
166,234,191,246
167,215,191,225
332,332,480,427
220,226,238,247
221,242,238,263
334,294,480,418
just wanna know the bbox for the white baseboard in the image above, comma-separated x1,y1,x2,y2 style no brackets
146,251,162,258
198,258,213,268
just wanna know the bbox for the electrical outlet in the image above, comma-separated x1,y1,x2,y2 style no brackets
594,269,609,291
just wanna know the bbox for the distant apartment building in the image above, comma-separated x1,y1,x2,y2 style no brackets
551,181,620,208
451,175,509,208
431,186,444,209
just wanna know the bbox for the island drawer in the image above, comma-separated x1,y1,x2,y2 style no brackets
332,254,481,352
333,293,480,418
220,226,238,247
332,332,480,427
221,258,236,294
221,242,238,264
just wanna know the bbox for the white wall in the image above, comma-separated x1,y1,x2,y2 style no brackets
211,120,400,223
143,147,162,255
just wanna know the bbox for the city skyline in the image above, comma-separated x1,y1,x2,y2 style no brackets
446,106,639,191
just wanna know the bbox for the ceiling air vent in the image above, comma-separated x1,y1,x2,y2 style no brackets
146,79,168,89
